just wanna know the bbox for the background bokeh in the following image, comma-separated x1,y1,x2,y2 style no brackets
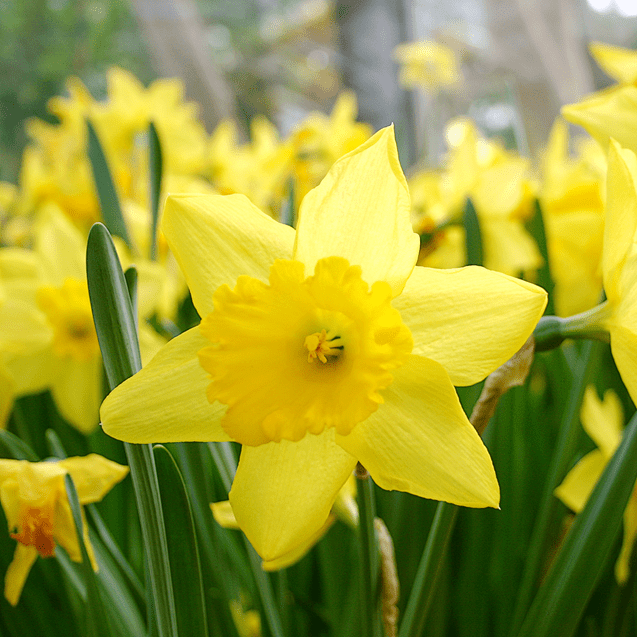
3,0,637,183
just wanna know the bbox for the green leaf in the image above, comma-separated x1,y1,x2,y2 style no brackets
517,408,637,637
511,341,602,632
86,223,141,389
463,198,483,266
526,199,555,315
398,502,459,637
86,223,177,637
86,120,132,249
153,445,209,637
64,474,112,637
280,177,296,227
149,122,163,261
0,429,39,461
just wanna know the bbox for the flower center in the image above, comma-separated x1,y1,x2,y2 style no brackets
304,329,344,363
198,257,413,445
36,278,100,362
11,504,56,558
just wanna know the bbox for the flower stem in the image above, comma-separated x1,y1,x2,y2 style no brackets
534,302,611,352
356,464,383,637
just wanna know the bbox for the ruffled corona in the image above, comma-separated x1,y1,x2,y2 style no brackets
36,278,100,362
198,257,413,445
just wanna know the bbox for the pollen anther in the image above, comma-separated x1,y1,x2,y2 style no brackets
304,329,344,363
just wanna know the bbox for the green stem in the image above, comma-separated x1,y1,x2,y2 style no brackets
510,341,600,635
398,502,459,637
356,466,382,637
534,303,611,352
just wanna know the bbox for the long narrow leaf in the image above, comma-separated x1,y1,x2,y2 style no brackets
153,444,209,637
86,121,132,249
463,198,483,266
526,199,555,315
86,223,177,637
64,474,111,637
149,122,163,261
517,409,637,637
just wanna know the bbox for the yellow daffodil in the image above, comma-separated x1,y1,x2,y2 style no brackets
208,117,294,218
289,92,373,204
539,118,606,316
393,40,461,92
589,42,637,86
0,205,164,432
413,119,542,276
101,126,546,563
562,44,637,155
0,454,128,605
583,140,637,405
555,386,636,584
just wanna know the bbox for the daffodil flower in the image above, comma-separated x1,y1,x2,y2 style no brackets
0,204,165,432
562,43,637,155
581,140,637,405
101,126,547,563
555,386,637,584
393,41,461,92
0,454,128,605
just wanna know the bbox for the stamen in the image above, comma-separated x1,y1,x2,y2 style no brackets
304,329,344,363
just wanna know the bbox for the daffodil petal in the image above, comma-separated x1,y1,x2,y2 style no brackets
562,85,637,152
162,194,295,317
336,355,499,507
2,348,57,396
4,544,38,606
603,140,637,301
554,449,607,513
580,386,623,458
50,355,102,434
261,516,335,571
210,500,240,529
394,266,546,386
58,455,129,504
294,126,419,296
53,498,84,564
0,366,14,428
589,41,637,85
609,324,637,407
229,429,357,562
35,205,86,285
100,327,231,443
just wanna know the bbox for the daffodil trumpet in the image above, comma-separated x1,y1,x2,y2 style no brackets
533,303,612,352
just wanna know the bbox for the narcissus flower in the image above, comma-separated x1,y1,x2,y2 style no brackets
555,386,636,584
0,205,165,432
101,126,546,563
0,454,128,605
562,43,637,155
393,40,461,91
583,140,637,405
539,118,606,316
